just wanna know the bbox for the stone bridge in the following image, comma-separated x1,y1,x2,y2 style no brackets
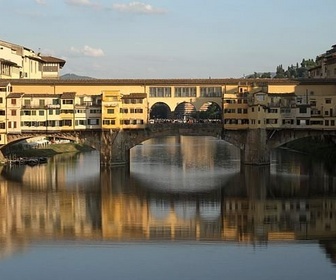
222,128,336,165
2,125,336,167
100,123,223,167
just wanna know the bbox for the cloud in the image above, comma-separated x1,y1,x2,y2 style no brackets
70,45,104,57
35,0,46,4
65,0,98,7
112,2,166,14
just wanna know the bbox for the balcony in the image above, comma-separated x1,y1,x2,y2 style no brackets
103,102,119,107
46,104,61,109
21,104,61,109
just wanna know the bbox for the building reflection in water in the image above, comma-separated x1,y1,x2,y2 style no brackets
0,136,335,264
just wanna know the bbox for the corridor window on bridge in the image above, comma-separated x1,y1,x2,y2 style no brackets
174,87,196,97
149,87,172,97
200,87,222,97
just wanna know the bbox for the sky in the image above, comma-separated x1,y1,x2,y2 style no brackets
1,0,336,79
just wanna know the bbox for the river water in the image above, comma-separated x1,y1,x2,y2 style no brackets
0,136,335,280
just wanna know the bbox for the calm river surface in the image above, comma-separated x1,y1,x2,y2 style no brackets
0,136,335,280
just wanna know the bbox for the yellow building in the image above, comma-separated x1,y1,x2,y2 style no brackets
20,93,62,133
0,40,65,79
101,90,147,130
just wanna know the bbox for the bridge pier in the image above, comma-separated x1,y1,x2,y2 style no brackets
100,129,130,167
241,129,270,165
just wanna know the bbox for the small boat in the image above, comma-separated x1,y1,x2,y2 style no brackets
38,157,48,164
27,158,39,166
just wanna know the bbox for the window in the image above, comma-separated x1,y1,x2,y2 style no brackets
120,119,130,125
11,99,16,105
200,87,222,97
39,110,44,116
62,120,72,126
299,107,307,114
43,63,58,72
149,87,172,97
61,110,74,114
24,99,31,106
62,100,73,105
266,119,278,124
76,120,86,126
90,109,102,114
39,99,45,106
103,119,115,125
107,109,114,114
130,108,143,113
175,87,196,97
325,98,332,104
11,110,16,116
88,119,99,125
268,108,278,113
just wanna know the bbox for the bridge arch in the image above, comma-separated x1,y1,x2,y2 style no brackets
174,102,196,120
150,102,172,119
267,129,336,149
100,123,223,166
199,101,222,121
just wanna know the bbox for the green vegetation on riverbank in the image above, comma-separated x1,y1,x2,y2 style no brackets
7,143,94,158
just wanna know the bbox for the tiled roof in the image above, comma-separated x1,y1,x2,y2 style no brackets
0,78,301,86
122,93,147,99
40,56,66,67
6,92,24,98
61,92,76,99
0,58,20,67
23,93,62,98
0,81,11,87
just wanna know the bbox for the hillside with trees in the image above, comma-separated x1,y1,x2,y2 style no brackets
247,58,317,79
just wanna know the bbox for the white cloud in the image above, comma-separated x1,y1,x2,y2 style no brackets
70,46,104,57
35,0,46,4
65,0,97,7
112,2,166,14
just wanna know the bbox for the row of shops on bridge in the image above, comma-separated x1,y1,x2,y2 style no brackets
0,78,336,145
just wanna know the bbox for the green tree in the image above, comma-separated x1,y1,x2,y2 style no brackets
275,65,286,78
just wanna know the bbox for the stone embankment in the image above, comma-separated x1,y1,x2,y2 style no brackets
1,143,94,165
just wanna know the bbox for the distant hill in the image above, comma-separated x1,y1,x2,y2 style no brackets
60,73,95,80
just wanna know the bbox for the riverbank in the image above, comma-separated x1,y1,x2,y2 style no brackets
5,143,95,159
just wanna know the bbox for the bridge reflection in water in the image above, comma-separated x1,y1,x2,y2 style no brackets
0,160,335,264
